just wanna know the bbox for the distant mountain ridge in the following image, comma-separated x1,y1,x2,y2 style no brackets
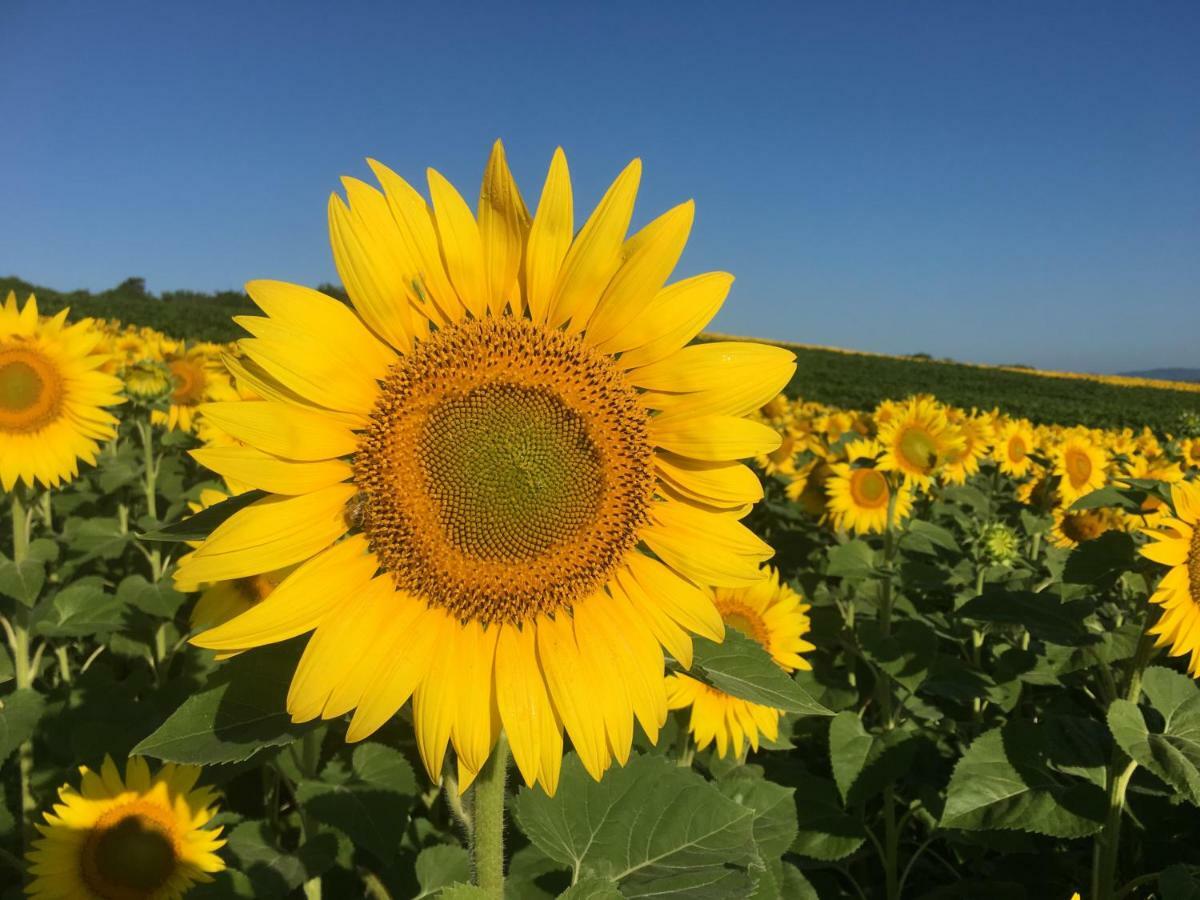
1118,368,1200,383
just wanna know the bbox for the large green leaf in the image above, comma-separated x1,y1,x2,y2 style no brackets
413,844,471,898
1108,666,1200,806
940,719,1106,837
789,774,865,861
1062,531,1137,585
956,589,1091,645
717,775,797,859
513,752,758,898
828,712,921,807
688,629,832,716
116,574,188,619
825,539,876,579
224,819,338,899
0,552,47,607
132,639,315,764
32,577,128,638
295,742,418,862
0,688,46,762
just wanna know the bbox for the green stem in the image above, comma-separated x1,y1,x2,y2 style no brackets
295,730,324,900
136,420,163,581
1092,630,1158,900
883,787,900,900
471,736,509,897
9,492,36,839
877,489,901,900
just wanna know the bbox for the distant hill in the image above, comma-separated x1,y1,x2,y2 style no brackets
1119,368,1200,384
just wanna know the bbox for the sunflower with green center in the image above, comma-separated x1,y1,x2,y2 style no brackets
26,756,225,900
1054,432,1108,505
667,568,813,757
177,143,794,793
995,419,1036,478
0,293,124,491
1139,481,1200,676
826,462,913,535
877,396,964,488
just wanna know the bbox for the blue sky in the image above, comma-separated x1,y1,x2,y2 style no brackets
2,1,1197,373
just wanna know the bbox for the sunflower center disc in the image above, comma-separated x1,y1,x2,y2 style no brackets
851,469,888,508
1061,511,1106,544
899,427,937,471
169,357,207,405
1189,528,1200,607
356,316,654,625
0,347,63,433
1067,449,1092,485
83,805,179,897
1008,436,1027,462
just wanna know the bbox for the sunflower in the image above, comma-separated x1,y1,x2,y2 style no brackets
26,756,225,900
667,569,812,757
941,412,994,485
0,293,124,491
1139,481,1200,676
826,463,913,535
178,143,793,793
1050,506,1123,549
877,396,963,487
995,419,1036,479
152,347,236,433
123,360,174,402
1181,438,1200,471
1055,433,1108,505
784,458,832,518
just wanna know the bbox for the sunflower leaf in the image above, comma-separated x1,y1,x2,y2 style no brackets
0,688,46,763
513,752,759,898
132,638,314,764
1107,666,1200,806
138,489,267,542
687,629,832,716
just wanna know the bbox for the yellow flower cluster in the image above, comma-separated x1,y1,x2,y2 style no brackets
754,392,1195,545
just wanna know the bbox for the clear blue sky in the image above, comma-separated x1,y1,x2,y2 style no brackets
3,1,1197,373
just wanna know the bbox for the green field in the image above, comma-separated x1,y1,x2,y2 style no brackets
9,275,1197,432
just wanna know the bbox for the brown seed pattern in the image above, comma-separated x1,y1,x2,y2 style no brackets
354,316,654,625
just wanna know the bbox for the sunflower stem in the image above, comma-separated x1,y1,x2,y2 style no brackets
470,736,509,898
1092,628,1158,900
9,491,37,842
136,419,163,582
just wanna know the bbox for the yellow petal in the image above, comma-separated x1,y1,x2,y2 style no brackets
190,446,351,496
495,623,561,789
198,401,358,462
537,614,609,780
367,159,464,323
650,414,782,461
613,574,694,669
173,484,354,588
655,453,763,508
548,158,641,331
603,272,732,366
412,612,460,780
623,551,725,641
323,578,416,719
524,148,573,325
190,536,375,650
478,140,531,315
288,585,380,722
631,343,796,418
328,187,417,351
584,200,693,347
450,620,501,773
428,167,488,319
643,503,772,588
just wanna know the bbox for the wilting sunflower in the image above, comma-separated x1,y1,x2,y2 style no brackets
826,463,913,535
995,419,1036,478
26,756,225,900
667,569,812,757
179,143,794,792
1055,433,1108,505
877,396,963,487
0,293,123,491
1140,481,1200,676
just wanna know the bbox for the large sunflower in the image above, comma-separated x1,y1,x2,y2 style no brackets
0,294,123,491
26,756,225,900
1140,481,1200,676
179,143,794,792
1055,432,1108,505
667,569,813,757
877,396,963,487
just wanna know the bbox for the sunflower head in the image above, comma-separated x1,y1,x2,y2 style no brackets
1139,481,1200,675
1055,434,1108,504
0,293,124,490
978,522,1021,565
995,419,1036,478
826,463,913,535
26,756,225,900
877,396,964,486
123,360,174,402
180,143,793,791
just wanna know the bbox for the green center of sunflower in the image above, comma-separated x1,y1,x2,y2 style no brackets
850,468,889,508
1066,448,1092,486
0,347,63,433
356,316,654,625
898,427,938,473
82,804,179,898
1189,528,1200,607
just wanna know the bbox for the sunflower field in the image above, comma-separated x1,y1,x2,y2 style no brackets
2,145,1199,900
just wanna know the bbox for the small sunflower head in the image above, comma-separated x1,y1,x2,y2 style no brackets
978,522,1021,566
123,359,174,403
